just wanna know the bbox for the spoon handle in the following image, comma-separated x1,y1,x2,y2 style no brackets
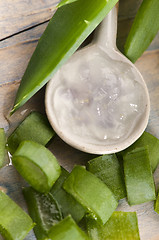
94,4,118,50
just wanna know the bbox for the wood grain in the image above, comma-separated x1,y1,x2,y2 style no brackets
0,22,48,85
0,0,58,40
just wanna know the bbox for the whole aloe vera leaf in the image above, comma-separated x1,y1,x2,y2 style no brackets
11,0,119,114
124,0,159,63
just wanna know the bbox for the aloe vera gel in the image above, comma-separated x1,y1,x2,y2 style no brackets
49,46,147,148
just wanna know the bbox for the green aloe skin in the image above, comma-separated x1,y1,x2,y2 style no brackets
57,0,78,8
86,211,140,240
7,111,55,155
50,167,86,223
123,146,156,206
48,215,89,240
0,128,6,168
117,131,159,173
87,154,126,201
12,140,61,193
63,166,118,225
154,191,159,214
0,191,34,240
23,187,63,240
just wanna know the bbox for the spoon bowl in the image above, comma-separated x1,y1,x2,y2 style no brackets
45,6,150,154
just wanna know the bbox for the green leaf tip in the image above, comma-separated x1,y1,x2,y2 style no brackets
124,0,159,62
12,0,119,113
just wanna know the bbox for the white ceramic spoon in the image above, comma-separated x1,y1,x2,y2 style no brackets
45,6,150,154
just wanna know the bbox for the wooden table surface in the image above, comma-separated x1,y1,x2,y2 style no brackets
0,0,159,239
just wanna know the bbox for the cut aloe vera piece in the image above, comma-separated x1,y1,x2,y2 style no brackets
0,190,34,240
7,111,55,155
0,128,6,168
154,191,159,214
118,131,159,172
63,166,118,225
23,187,62,240
48,215,89,240
12,140,61,193
123,146,156,205
87,154,126,200
86,211,140,240
50,167,86,223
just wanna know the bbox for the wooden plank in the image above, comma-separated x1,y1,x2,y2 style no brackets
0,0,58,40
0,22,48,85
0,22,48,133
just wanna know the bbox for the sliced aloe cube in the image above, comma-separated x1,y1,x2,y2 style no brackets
50,167,86,223
12,140,61,193
123,146,156,205
86,211,140,240
23,187,62,240
87,154,126,200
118,131,159,172
48,215,89,240
63,166,118,225
7,111,55,155
0,190,34,240
0,128,6,168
